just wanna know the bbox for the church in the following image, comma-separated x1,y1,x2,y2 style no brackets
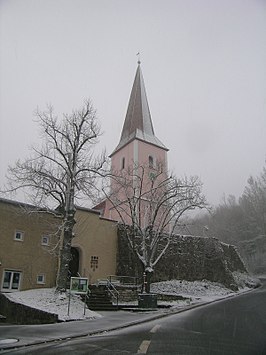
0,60,167,292
95,60,169,223
0,62,247,292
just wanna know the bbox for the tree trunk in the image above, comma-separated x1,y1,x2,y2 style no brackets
56,215,75,292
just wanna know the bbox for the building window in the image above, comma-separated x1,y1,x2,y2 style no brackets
90,256,99,271
41,235,49,246
148,155,154,168
14,231,24,242
37,274,45,285
121,157,125,170
2,270,21,291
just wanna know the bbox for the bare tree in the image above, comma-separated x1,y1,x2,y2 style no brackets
103,163,207,292
5,100,106,291
240,170,266,237
185,164,266,246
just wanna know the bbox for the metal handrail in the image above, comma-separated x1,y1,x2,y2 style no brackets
106,279,119,308
108,275,140,288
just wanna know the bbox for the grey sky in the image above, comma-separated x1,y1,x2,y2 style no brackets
0,0,265,206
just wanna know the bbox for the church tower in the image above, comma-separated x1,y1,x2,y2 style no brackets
110,61,168,178
101,61,169,220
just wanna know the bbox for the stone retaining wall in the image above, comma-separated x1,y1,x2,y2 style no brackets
117,226,247,290
116,286,139,302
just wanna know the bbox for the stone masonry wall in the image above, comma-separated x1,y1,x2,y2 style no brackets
117,227,247,290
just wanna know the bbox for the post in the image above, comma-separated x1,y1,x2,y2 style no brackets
83,295,86,316
143,272,147,293
67,292,71,316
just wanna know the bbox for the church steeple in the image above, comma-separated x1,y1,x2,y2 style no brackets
110,62,168,156
95,62,169,221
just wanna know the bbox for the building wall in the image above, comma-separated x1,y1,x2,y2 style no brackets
111,140,135,173
72,208,118,284
0,198,118,291
106,139,168,223
111,140,167,179
0,199,58,291
137,140,167,172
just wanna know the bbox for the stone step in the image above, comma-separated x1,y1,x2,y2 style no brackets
87,299,113,304
89,293,112,298
88,304,118,311
87,286,118,311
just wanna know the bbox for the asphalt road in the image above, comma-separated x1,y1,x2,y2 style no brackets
3,281,266,354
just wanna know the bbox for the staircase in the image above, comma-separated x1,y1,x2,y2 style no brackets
87,285,118,311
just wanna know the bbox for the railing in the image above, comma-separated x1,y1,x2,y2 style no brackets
106,279,119,308
96,275,142,307
108,275,140,288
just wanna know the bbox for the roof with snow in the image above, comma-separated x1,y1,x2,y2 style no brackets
110,62,168,156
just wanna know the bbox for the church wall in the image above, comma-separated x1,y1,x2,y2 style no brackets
107,141,136,223
107,139,168,224
137,140,167,171
111,140,135,173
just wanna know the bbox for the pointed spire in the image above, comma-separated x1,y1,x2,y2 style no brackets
111,63,168,156
120,62,155,140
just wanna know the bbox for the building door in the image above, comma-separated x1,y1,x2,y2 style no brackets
69,247,80,277
2,270,21,291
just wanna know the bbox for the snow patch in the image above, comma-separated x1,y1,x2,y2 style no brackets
151,273,259,304
151,279,234,303
3,273,259,322
233,271,261,289
4,288,102,322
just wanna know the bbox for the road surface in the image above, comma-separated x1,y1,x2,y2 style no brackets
3,280,266,354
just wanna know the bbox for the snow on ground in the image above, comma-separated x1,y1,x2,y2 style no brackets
232,271,261,289
151,279,234,303
5,288,102,322
151,272,261,307
4,273,260,321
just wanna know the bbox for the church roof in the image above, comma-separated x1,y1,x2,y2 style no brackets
110,62,168,156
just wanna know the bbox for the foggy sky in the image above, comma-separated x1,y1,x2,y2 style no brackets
0,0,266,206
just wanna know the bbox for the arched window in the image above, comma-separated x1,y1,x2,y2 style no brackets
121,157,125,169
148,155,154,168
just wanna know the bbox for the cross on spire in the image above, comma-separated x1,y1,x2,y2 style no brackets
137,52,141,65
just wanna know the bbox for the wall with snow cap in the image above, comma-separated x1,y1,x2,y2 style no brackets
0,293,58,324
117,226,247,290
